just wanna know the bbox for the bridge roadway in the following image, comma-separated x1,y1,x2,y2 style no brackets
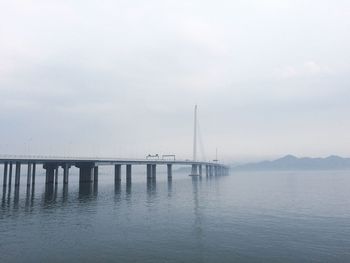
0,156,229,187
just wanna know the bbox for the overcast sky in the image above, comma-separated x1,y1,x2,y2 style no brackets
0,0,349,162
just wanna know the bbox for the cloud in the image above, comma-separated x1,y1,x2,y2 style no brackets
272,61,332,79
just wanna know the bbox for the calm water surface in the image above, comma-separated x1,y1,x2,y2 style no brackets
1,168,350,262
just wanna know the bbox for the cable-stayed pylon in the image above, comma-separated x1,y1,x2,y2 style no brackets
193,105,197,162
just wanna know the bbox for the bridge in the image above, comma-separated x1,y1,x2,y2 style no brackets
1,106,229,188
0,156,229,187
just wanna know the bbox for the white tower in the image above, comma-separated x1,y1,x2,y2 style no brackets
193,105,197,161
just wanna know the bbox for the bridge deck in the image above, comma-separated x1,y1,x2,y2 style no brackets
0,156,227,167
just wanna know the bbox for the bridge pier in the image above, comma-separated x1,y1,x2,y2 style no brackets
147,164,152,179
152,164,156,178
54,167,59,184
43,163,57,184
94,166,99,183
8,163,13,187
62,164,70,184
32,163,36,186
76,163,95,183
115,164,121,183
167,164,172,179
27,163,32,186
15,163,21,186
126,164,132,183
190,164,199,176
198,165,202,176
3,162,8,187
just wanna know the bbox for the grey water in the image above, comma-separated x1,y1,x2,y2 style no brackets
1,168,350,263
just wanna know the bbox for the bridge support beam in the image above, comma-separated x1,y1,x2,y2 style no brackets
126,164,132,183
8,163,13,187
3,162,8,187
76,163,95,183
146,164,152,179
27,163,32,186
198,165,202,176
151,164,156,178
167,164,172,179
43,163,58,184
115,164,121,183
62,164,70,184
209,166,213,176
54,167,59,184
190,164,199,176
32,163,36,186
94,166,99,183
15,162,21,186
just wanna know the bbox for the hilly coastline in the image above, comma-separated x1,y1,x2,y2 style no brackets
232,155,350,171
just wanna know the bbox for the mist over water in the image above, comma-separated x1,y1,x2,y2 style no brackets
1,169,350,262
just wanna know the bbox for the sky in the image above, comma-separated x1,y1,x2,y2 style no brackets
0,0,349,162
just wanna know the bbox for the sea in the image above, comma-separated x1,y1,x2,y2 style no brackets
1,167,350,262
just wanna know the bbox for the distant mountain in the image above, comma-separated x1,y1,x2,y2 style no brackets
232,155,350,171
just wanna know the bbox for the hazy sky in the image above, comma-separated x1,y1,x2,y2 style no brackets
0,0,349,162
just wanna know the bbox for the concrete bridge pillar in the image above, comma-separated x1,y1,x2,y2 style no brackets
32,163,36,186
151,164,156,178
214,166,218,176
27,163,32,186
3,162,8,187
76,163,95,183
62,164,70,184
205,165,208,176
8,163,13,187
147,164,152,179
167,164,172,179
43,163,57,184
198,165,202,176
94,166,99,183
191,164,198,176
115,164,121,183
54,167,59,184
15,162,21,186
209,166,213,176
126,164,132,183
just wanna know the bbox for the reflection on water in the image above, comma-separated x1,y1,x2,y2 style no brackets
1,171,350,263
43,184,55,205
147,177,156,195
13,186,20,209
192,176,204,262
167,177,172,197
63,184,68,202
126,180,131,198
114,181,121,200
